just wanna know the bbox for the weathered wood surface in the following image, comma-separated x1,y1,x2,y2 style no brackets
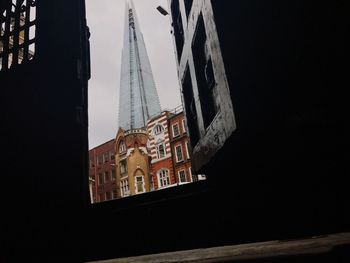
87,232,350,263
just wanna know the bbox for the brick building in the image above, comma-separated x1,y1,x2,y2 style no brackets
147,111,176,190
115,128,151,198
168,107,193,184
147,106,205,189
88,139,117,203
89,107,204,202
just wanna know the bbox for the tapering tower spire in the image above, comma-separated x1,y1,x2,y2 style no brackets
118,0,161,130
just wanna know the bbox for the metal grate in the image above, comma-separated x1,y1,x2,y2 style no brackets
0,0,36,71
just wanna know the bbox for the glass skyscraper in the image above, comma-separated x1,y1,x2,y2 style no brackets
118,0,161,130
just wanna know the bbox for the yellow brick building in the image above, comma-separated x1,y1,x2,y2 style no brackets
115,128,151,198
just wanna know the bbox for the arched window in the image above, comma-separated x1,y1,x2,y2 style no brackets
119,140,126,153
158,169,170,188
153,124,164,135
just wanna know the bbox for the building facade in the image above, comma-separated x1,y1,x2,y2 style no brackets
147,111,176,190
115,128,151,198
88,139,117,203
118,0,161,130
88,1,207,202
168,108,193,184
168,0,236,172
89,107,202,202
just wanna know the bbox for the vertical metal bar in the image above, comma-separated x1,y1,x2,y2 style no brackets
2,4,11,69
23,0,30,61
12,1,21,66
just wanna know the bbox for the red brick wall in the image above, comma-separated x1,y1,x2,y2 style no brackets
89,139,117,203
150,157,175,190
169,112,193,183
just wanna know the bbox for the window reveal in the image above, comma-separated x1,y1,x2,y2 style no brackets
191,13,218,129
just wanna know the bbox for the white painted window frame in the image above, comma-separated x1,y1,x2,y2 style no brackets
135,175,145,194
156,142,166,159
175,144,184,162
157,169,170,188
178,169,187,183
172,122,180,137
119,140,126,154
121,179,129,197
185,140,190,159
182,118,186,133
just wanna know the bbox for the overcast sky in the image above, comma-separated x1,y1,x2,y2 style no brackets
86,0,182,149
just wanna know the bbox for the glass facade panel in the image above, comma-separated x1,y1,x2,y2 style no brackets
118,1,161,129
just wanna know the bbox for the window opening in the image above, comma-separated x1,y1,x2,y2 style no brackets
158,169,170,188
119,140,126,154
178,170,186,183
170,0,184,62
86,1,206,203
154,124,164,135
112,189,117,199
97,155,102,165
110,151,115,161
135,176,145,194
120,179,130,197
156,143,166,159
120,159,127,175
89,159,94,168
103,152,109,163
111,169,116,181
182,65,200,146
175,144,183,162
172,123,180,137
192,13,218,129
0,0,36,71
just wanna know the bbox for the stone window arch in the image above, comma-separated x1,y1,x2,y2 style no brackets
153,124,164,135
119,140,126,153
